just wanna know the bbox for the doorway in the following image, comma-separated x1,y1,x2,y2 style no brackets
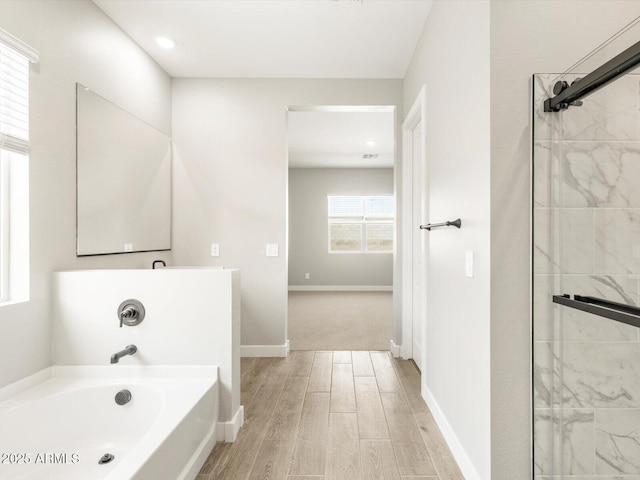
402,86,427,371
285,106,397,351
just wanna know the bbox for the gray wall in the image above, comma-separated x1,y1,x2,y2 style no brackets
288,168,393,287
0,0,172,390
171,79,403,348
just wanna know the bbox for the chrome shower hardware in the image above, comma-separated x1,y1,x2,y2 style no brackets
110,344,137,364
117,299,145,328
115,389,132,405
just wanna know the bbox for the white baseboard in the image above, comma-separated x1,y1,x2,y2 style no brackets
389,340,401,357
288,285,392,292
216,405,245,442
241,343,289,357
423,386,481,480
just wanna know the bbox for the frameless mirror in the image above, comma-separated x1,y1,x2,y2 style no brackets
76,83,171,256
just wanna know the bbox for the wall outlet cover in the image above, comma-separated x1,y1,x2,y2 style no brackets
124,243,133,252
211,243,220,257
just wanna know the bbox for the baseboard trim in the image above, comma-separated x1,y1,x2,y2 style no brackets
240,343,289,357
288,285,392,292
423,386,481,480
216,405,245,442
389,340,401,357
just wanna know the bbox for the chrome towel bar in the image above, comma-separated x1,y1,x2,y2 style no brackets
419,218,462,231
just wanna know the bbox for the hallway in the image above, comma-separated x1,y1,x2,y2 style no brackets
197,350,463,479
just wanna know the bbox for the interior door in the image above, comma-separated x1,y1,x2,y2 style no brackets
411,119,426,372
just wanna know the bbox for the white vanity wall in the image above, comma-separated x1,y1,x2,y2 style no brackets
51,268,240,439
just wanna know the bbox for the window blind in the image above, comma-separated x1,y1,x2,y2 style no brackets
328,196,364,221
0,28,36,155
328,195,394,253
365,196,394,220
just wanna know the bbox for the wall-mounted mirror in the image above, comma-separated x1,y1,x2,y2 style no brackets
76,83,171,256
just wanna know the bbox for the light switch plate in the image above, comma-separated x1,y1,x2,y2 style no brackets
266,244,279,257
211,243,220,257
305,273,310,280
465,250,474,278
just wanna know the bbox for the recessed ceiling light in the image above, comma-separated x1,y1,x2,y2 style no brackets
366,139,377,147
156,36,176,49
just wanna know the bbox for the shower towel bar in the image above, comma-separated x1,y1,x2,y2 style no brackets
552,294,640,329
419,218,462,231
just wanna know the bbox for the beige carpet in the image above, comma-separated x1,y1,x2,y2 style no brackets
288,291,392,351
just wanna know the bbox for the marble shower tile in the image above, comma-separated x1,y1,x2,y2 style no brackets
534,141,554,207
534,408,595,476
534,341,559,408
562,142,640,208
533,74,567,141
535,208,595,274
562,74,640,142
534,408,560,476
597,409,640,475
563,343,640,408
533,274,558,341
595,209,640,274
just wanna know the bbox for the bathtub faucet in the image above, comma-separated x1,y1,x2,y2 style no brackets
110,344,137,364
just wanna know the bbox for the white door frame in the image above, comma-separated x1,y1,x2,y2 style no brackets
401,85,427,362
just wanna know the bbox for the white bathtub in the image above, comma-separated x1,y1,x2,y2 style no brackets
0,365,218,480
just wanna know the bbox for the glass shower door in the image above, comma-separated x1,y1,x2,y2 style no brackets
532,32,640,478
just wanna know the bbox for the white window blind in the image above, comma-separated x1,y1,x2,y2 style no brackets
328,195,394,253
0,39,30,154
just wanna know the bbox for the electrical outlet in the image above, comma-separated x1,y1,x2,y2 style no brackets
305,273,310,280
211,243,220,257
124,243,133,252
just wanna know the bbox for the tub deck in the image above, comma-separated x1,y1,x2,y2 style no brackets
0,365,218,480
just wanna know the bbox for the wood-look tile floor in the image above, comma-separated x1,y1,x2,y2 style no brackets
197,351,464,480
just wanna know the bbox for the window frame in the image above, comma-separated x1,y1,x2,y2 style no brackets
0,154,9,302
327,195,394,254
0,28,36,306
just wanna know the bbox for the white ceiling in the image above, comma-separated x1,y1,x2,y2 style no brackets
288,111,394,168
93,0,432,78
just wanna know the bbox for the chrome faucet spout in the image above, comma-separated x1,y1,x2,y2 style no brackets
110,344,137,364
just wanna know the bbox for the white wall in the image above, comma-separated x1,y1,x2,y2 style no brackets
403,1,491,478
0,0,172,389
490,2,640,478
288,168,394,287
171,79,403,348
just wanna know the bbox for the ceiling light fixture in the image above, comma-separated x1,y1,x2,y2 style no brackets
156,36,176,49
366,139,377,147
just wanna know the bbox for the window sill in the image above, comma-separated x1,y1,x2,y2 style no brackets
0,297,29,308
